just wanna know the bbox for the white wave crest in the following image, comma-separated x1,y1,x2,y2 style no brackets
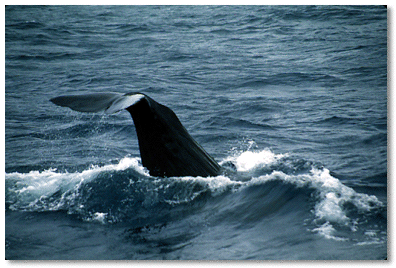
243,167,384,241
222,148,288,172
5,156,147,211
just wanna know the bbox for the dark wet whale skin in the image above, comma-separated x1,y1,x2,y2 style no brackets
127,94,221,177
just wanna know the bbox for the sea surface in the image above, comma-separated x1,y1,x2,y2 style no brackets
5,5,387,260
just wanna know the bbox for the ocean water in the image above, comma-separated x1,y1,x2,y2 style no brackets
5,5,387,260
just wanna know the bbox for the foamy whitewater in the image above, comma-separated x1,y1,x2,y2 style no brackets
5,149,388,260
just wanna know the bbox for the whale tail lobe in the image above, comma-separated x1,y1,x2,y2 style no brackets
50,92,145,114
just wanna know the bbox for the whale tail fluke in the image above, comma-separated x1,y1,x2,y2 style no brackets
50,92,222,178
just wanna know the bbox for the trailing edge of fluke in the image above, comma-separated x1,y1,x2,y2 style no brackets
50,92,222,178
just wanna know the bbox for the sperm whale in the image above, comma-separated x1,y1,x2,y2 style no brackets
50,92,221,177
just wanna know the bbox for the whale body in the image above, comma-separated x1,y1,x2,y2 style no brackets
50,92,221,178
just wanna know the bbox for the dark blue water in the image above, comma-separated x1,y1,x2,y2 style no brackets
5,5,387,260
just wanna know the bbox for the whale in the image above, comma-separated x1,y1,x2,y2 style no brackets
50,92,222,178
